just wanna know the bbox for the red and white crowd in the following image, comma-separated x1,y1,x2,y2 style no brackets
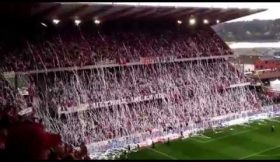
31,60,262,147
0,24,270,159
0,27,231,72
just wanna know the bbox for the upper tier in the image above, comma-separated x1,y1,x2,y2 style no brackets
0,26,232,72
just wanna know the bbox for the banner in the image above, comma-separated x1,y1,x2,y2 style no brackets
59,93,165,114
18,107,33,116
140,57,153,64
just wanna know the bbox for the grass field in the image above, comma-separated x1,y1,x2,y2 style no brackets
120,118,280,160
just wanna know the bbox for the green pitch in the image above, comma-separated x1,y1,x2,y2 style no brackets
120,118,280,160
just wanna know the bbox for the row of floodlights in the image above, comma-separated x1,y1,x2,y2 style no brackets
41,18,219,27
41,18,101,27
177,18,220,25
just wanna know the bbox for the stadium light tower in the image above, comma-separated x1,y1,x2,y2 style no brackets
177,20,182,24
94,19,101,25
52,19,60,25
189,17,196,26
74,19,81,26
203,19,209,24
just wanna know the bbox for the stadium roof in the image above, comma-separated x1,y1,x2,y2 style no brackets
0,2,266,25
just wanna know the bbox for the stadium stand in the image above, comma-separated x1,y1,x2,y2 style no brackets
0,2,269,160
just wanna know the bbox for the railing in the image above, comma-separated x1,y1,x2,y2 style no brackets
228,82,251,88
5,55,233,75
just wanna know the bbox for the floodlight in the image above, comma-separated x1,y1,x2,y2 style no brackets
74,19,81,26
203,19,209,24
177,20,182,24
189,18,196,26
94,19,101,25
52,19,60,25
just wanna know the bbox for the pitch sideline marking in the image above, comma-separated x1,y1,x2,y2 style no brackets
255,154,280,157
188,129,251,144
189,134,211,143
239,144,280,160
190,123,261,144
199,134,211,139
189,129,250,144
148,148,177,160
189,120,273,144
214,130,223,134
202,129,253,143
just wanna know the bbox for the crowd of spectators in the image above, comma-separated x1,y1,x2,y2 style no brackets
0,75,91,160
0,27,232,72
35,61,248,111
0,23,268,158
0,106,91,160
30,60,262,146
56,86,260,145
